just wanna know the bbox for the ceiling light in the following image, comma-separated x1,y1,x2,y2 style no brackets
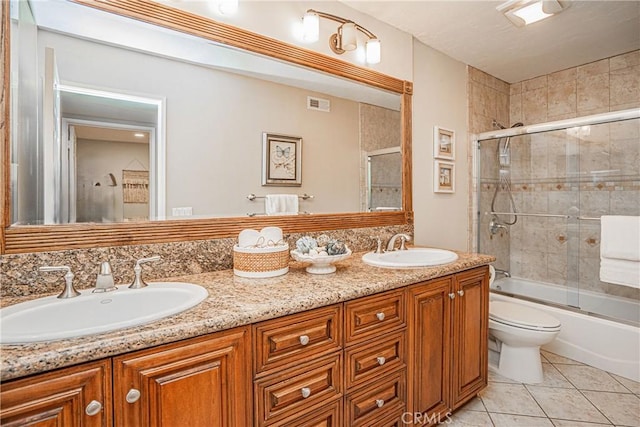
497,0,569,27
302,9,381,64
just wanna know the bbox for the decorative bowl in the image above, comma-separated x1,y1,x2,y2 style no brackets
290,248,352,274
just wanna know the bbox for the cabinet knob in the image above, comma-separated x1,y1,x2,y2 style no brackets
449,293,456,299
85,400,102,416
299,335,310,346
126,388,141,404
376,356,386,366
301,387,312,399
376,312,385,321
376,399,385,408
458,289,465,297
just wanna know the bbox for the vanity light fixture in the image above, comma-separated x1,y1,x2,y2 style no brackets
497,0,569,27
217,0,238,15
302,9,381,64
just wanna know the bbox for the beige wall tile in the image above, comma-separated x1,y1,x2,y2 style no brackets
523,87,548,123
610,64,640,107
548,67,577,85
577,58,609,78
523,75,548,92
548,80,577,117
577,74,610,113
510,82,522,96
610,50,640,71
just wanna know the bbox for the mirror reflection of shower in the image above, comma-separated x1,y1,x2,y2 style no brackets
366,147,402,212
489,120,523,234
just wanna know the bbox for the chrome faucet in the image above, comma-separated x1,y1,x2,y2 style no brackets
372,237,384,254
93,261,117,293
386,233,411,252
129,256,161,289
39,265,81,299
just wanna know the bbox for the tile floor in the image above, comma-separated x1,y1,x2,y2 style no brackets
448,350,640,427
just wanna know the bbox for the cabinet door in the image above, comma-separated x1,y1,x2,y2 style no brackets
451,267,489,409
113,327,251,427
406,276,452,422
0,360,112,427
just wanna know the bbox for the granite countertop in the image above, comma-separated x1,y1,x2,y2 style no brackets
0,250,494,382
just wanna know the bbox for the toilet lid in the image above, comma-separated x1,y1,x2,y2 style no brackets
490,301,561,330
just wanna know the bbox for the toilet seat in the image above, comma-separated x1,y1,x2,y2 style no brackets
490,301,561,332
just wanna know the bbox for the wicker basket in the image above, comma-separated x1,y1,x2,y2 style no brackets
233,244,289,278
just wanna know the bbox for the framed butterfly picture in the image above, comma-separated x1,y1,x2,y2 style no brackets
262,132,302,186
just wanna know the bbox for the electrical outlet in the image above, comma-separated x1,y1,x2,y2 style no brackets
172,207,193,216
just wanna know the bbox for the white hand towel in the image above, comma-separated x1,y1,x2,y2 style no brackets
600,215,640,261
599,258,640,288
265,194,299,216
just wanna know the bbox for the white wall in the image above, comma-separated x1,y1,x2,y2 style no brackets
412,39,470,251
38,31,362,217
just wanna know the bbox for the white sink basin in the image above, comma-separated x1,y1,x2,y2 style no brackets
362,248,459,268
0,282,208,344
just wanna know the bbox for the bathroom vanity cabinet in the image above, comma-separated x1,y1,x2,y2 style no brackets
407,267,489,424
0,266,489,427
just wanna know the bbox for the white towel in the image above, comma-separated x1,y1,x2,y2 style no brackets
265,194,298,216
599,258,640,288
600,215,640,261
600,215,640,288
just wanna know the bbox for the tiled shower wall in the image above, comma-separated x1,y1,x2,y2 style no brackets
468,67,511,270
499,50,639,301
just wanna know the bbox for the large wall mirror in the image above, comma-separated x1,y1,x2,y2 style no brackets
0,0,413,254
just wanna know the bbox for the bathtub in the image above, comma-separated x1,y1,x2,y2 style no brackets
491,277,640,382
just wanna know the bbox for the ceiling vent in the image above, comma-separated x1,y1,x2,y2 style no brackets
307,96,330,112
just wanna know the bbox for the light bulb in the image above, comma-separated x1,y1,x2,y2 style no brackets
302,12,319,42
340,22,357,51
366,38,381,64
218,0,238,15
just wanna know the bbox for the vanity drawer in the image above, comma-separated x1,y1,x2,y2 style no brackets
345,369,406,427
345,330,406,390
269,397,342,427
344,289,405,345
254,304,342,375
254,353,343,427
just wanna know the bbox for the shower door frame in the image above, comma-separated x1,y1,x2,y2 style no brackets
472,107,640,312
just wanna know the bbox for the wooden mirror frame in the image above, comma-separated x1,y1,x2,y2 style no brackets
0,0,412,254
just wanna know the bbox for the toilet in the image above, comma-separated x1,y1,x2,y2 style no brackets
488,268,561,384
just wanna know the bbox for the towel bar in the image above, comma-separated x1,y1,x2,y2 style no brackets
247,193,314,201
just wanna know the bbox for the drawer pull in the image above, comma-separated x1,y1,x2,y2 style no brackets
376,356,386,366
376,312,385,321
376,399,385,408
85,400,102,416
449,293,455,299
299,335,310,346
126,388,141,404
458,289,465,297
301,387,312,399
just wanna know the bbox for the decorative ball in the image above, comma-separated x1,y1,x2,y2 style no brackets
326,239,347,256
295,236,317,254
